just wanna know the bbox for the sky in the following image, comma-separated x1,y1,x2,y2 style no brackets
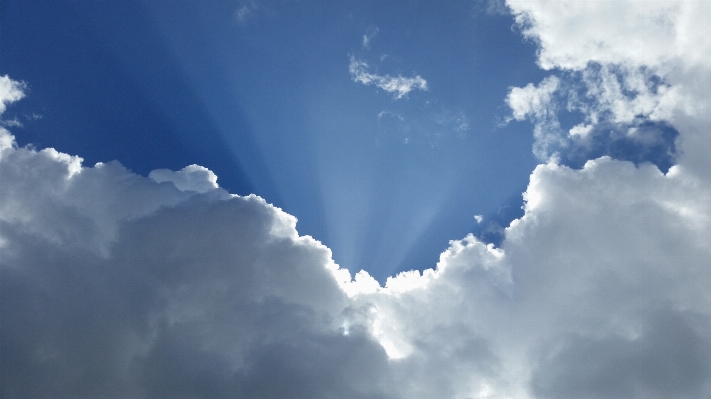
2,1,711,398
0,0,546,281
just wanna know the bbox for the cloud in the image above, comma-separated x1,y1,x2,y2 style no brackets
508,1,711,72
530,310,711,399
0,75,25,115
433,109,469,134
476,0,510,16
349,56,428,99
149,164,219,193
5,1,711,398
506,76,563,160
234,1,258,25
506,0,711,173
362,27,379,49
0,125,390,398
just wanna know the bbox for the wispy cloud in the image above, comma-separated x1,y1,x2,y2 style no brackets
362,27,379,49
349,56,428,99
478,0,510,16
234,1,258,24
433,109,469,133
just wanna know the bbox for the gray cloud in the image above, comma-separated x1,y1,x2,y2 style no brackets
0,141,390,398
530,311,711,399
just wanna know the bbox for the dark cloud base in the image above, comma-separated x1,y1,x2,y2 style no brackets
0,197,393,399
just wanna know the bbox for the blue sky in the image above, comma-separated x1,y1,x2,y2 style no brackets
2,0,545,281
4,1,711,398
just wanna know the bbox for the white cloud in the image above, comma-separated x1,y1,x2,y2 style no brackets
508,0,711,72
506,76,565,160
349,56,428,99
507,76,559,122
149,164,219,193
506,0,711,172
0,75,25,115
5,1,711,398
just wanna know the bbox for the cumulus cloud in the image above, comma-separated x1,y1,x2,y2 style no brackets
0,75,25,115
508,0,710,71
507,66,683,165
149,164,219,193
506,0,711,173
5,1,711,398
349,56,428,99
0,126,383,398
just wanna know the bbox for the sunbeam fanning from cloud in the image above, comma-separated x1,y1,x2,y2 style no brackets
4,1,711,398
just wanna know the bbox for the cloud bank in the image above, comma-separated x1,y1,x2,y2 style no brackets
4,1,711,398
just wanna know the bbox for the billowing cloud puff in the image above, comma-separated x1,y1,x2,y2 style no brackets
508,0,711,71
4,1,711,398
0,126,395,398
149,165,220,194
0,75,25,115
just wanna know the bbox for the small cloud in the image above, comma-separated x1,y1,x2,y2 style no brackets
474,215,483,223
568,123,593,137
235,1,258,24
349,55,428,99
433,109,470,134
0,75,26,115
377,110,404,121
506,76,560,123
1,118,22,128
362,27,379,49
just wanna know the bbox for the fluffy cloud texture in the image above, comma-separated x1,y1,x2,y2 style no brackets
506,0,711,172
4,1,711,398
